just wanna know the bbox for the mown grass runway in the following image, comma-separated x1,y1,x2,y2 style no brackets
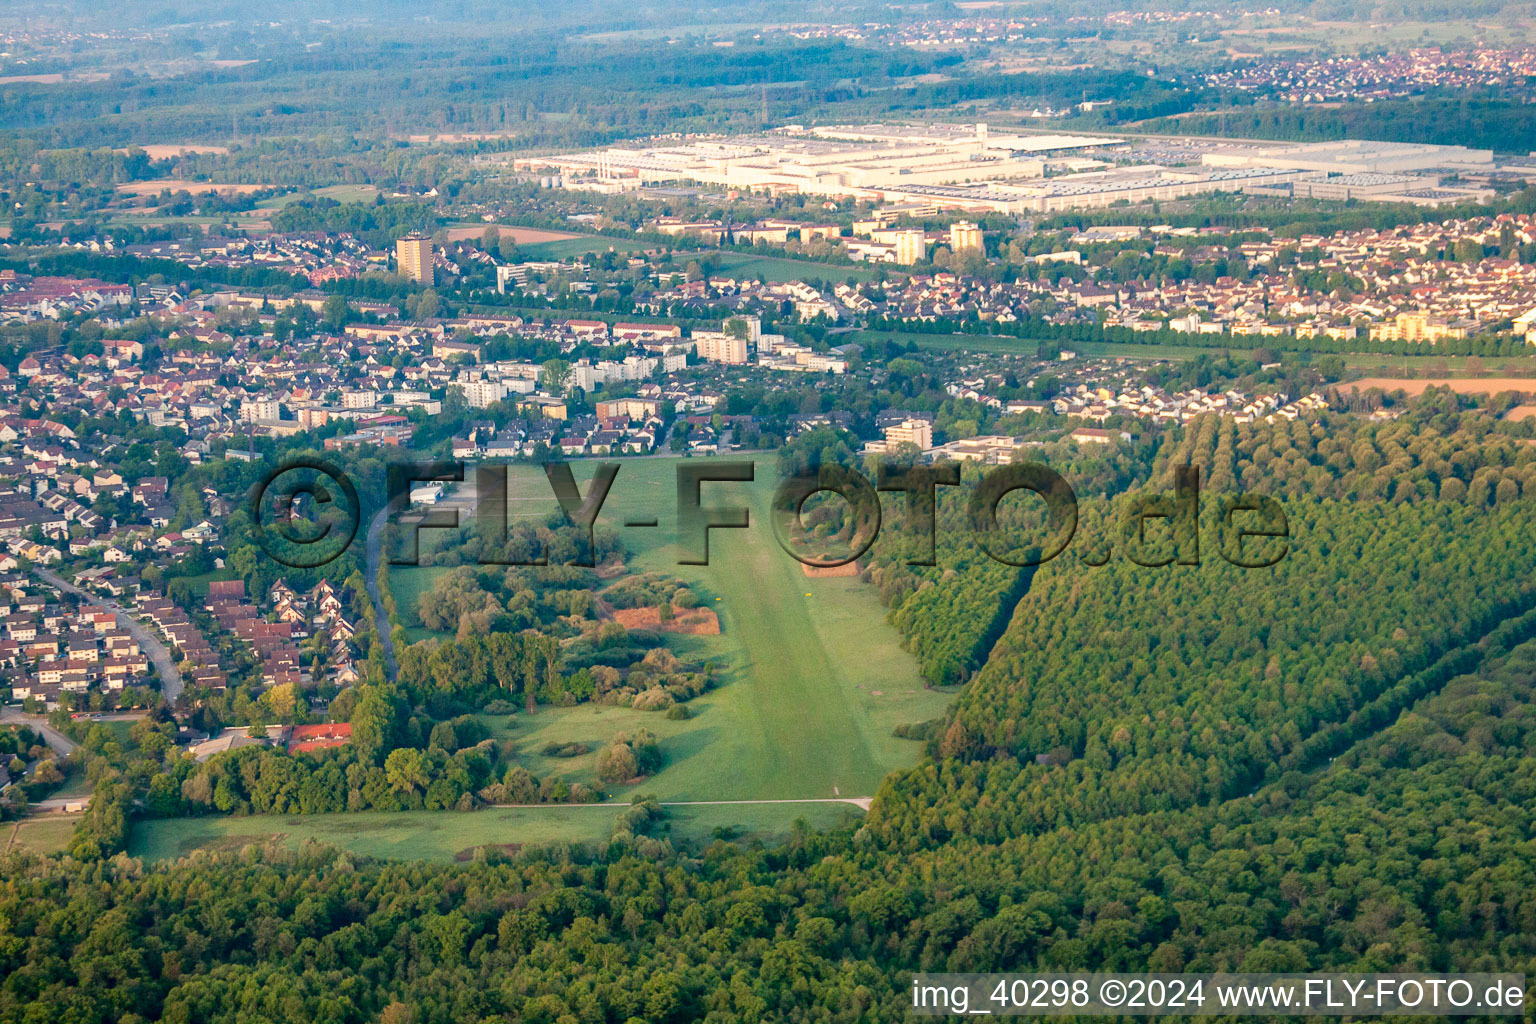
150,457,957,861
394,457,953,803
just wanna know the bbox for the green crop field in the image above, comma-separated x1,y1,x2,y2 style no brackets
129,800,861,862
516,236,649,259
49,768,95,801
312,184,380,204
391,457,954,804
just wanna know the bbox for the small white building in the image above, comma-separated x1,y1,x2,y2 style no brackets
410,483,445,506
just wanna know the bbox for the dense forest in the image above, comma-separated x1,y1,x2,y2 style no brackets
5,0,1531,159
8,621,1536,1022
1134,92,1536,156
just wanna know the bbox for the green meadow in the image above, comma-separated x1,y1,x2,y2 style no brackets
516,236,650,259
5,815,80,856
129,801,862,863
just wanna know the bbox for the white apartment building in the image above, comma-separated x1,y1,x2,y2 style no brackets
240,398,282,423
461,379,510,409
693,331,750,364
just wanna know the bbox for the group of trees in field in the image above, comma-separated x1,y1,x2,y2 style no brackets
270,198,436,250
595,729,663,784
415,564,603,639
99,686,610,832
404,512,623,574
158,719,601,818
397,620,714,715
402,560,715,712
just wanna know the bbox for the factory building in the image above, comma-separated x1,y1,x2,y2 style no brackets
1202,139,1494,175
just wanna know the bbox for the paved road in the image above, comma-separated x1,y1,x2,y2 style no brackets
24,795,90,812
33,566,183,703
0,709,78,757
0,709,88,813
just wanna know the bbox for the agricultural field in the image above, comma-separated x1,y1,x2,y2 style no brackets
388,457,954,803
122,144,230,159
1344,376,1536,396
252,184,379,210
4,814,80,856
854,329,1536,375
129,800,861,862
1335,353,1536,374
515,235,651,259
442,224,582,243
113,180,270,197
846,329,1253,361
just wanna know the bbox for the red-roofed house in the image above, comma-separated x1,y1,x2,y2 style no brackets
287,722,353,753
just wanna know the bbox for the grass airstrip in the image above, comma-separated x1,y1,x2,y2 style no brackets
133,457,955,861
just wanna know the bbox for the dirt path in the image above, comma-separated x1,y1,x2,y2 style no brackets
486,796,874,811
659,796,873,811
364,504,400,681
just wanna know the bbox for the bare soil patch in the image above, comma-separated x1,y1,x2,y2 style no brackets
1345,377,1536,397
116,180,267,196
611,605,721,635
443,225,583,243
801,562,860,578
1,72,110,85
1505,404,1536,421
117,144,231,159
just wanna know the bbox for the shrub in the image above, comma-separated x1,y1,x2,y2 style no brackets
539,741,589,758
631,688,675,711
595,743,639,783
